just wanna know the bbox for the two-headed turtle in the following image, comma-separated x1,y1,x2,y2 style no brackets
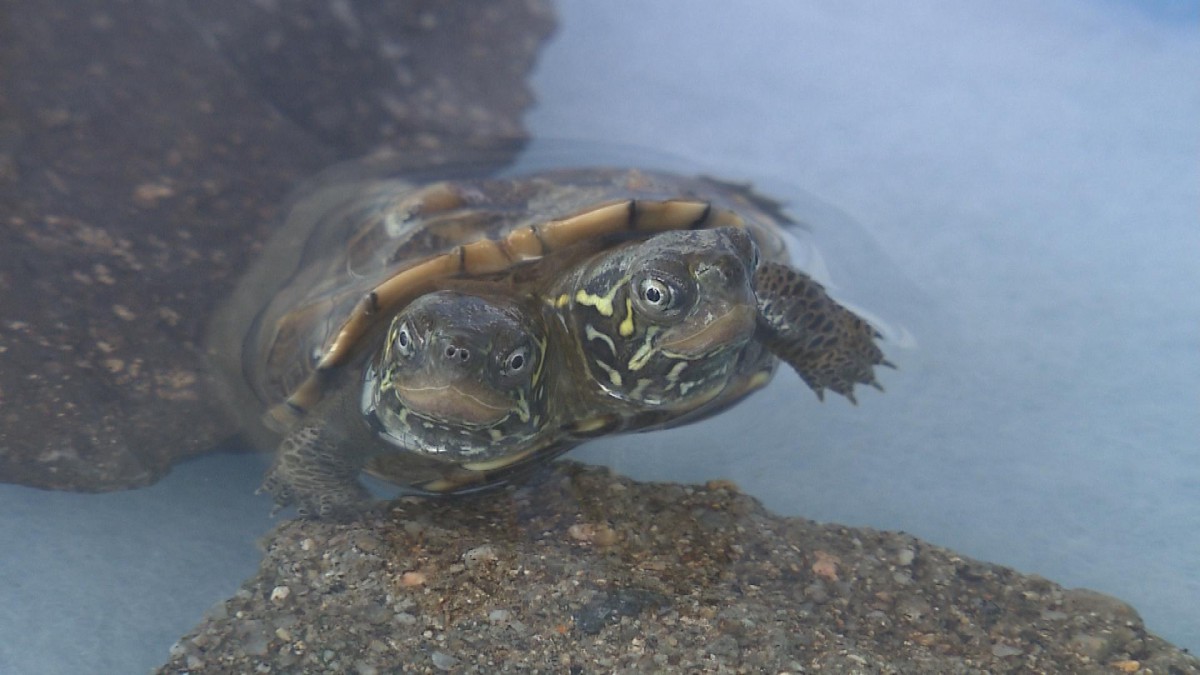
208,168,889,516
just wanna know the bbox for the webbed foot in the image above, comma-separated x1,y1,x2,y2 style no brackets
755,261,892,403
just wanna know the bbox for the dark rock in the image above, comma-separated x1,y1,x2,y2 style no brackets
183,0,553,154
574,588,670,636
0,0,555,491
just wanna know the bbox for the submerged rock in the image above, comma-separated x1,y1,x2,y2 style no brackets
157,462,1199,673
0,0,555,491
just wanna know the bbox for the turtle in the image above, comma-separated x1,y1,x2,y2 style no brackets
208,166,889,516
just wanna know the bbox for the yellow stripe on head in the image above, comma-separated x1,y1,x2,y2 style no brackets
574,287,618,317
618,298,635,337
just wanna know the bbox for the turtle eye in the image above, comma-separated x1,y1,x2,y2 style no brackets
631,269,694,322
503,346,529,374
394,324,414,357
637,276,677,312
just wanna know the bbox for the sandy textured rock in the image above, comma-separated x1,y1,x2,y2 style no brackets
158,462,1199,674
0,0,555,491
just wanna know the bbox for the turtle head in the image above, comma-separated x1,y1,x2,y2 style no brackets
365,290,548,460
559,226,759,409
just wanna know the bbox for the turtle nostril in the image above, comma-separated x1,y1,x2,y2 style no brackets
444,344,470,362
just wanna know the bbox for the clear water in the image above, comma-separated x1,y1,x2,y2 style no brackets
532,0,1200,653
0,1,1196,673
0,451,275,674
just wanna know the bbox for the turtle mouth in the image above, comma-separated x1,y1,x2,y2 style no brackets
395,381,512,427
660,305,756,358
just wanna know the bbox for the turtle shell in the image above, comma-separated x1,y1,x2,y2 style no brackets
211,167,790,434
208,164,887,505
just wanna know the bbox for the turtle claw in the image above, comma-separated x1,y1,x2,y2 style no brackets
259,467,300,517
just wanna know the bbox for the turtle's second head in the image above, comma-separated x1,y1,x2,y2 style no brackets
365,290,548,461
559,226,759,409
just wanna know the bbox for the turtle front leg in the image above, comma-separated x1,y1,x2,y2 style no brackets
754,261,892,403
260,425,370,518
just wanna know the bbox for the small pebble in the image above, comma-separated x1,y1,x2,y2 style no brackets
270,586,290,603
463,544,499,568
567,522,618,545
400,571,427,587
364,604,392,625
353,534,381,553
991,643,1023,657
1069,633,1112,661
706,634,740,658
568,523,596,542
431,651,458,671
811,551,840,582
593,525,619,546
704,478,740,492
241,633,268,657
132,182,175,207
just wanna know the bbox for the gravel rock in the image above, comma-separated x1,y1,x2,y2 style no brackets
156,462,1200,674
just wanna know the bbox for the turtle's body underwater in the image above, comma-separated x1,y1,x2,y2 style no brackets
208,168,889,517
